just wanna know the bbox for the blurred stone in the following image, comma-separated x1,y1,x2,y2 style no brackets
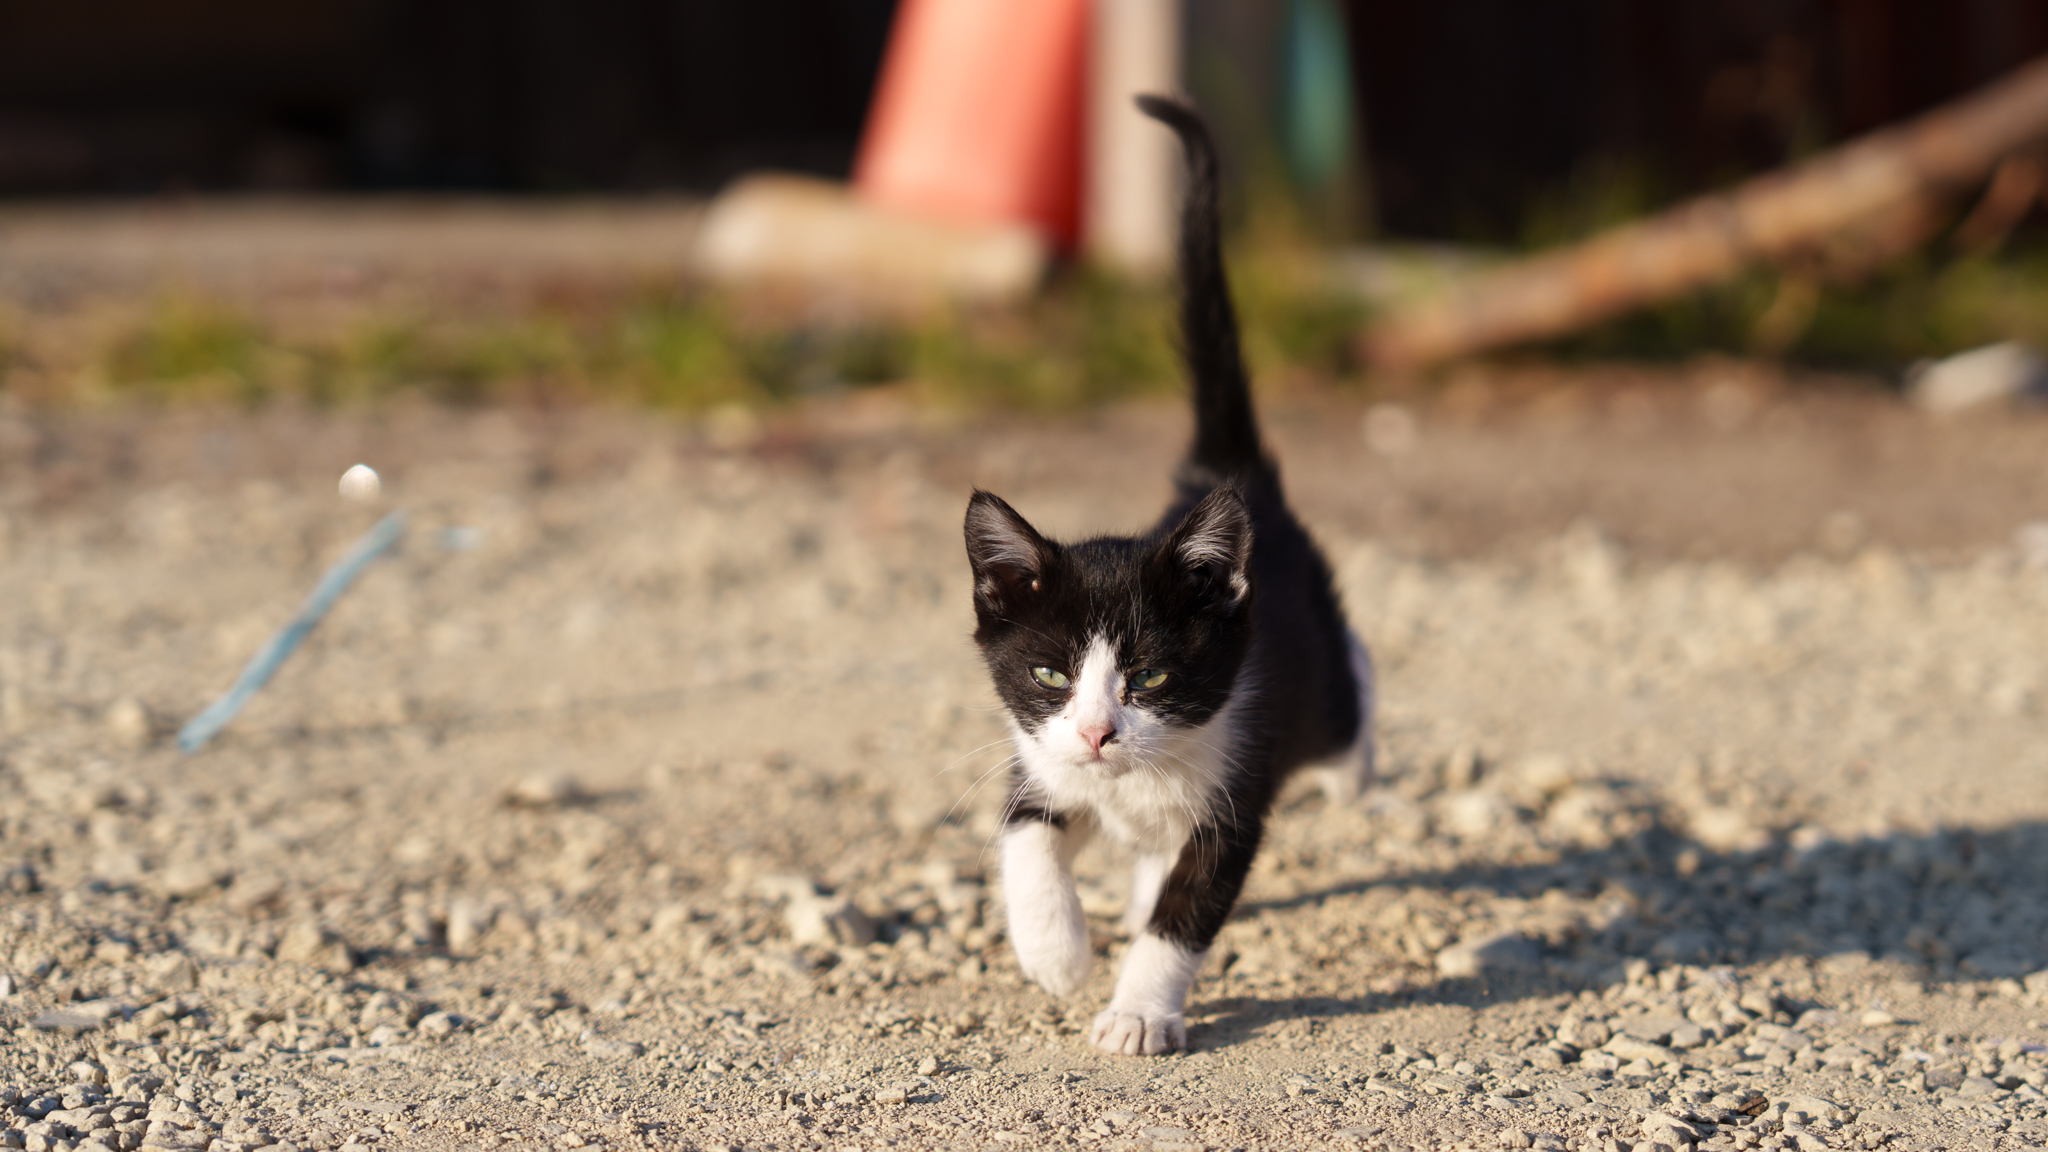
30,1010,98,1035
1437,932,1540,979
1641,1112,1701,1145
1556,1017,1612,1050
1440,789,1513,838
89,849,144,885
104,698,151,748
1782,1094,1850,1124
787,894,876,949
1621,1017,1688,1045
1907,341,2048,414
445,899,493,956
1544,785,1624,845
1605,1036,1678,1065
756,874,878,948
1688,806,1771,854
506,772,582,808
418,1011,464,1038
1508,753,1577,801
694,175,1047,309
145,953,199,993
274,922,353,972
1738,989,1780,1017
225,872,284,912
154,861,228,900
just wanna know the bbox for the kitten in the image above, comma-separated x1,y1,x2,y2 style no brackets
962,95,1375,1056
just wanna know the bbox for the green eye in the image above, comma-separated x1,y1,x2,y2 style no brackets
1131,669,1169,690
1031,666,1071,690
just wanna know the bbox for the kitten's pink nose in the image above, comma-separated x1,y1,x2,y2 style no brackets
1079,724,1117,756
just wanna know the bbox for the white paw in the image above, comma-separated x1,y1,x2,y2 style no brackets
1016,934,1093,997
1089,1009,1186,1055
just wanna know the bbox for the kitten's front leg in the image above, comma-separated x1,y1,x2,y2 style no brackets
1090,933,1205,1055
1001,802,1094,997
1090,819,1261,1055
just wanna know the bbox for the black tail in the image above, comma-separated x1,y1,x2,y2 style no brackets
1136,94,1267,478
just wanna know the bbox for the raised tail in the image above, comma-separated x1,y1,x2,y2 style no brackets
1136,94,1268,479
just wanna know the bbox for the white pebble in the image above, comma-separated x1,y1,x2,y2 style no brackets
338,463,381,501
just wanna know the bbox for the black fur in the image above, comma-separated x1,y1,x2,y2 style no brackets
1133,93,1267,479
964,96,1364,956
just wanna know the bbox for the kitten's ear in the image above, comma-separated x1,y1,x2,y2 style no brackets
965,490,1053,611
1160,487,1252,604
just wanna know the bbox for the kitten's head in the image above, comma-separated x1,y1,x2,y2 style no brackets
963,488,1253,782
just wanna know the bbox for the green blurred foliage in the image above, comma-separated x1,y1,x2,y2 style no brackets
105,300,266,402
25,210,2048,412
38,271,1257,413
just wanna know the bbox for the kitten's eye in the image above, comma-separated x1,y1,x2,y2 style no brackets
1030,666,1071,690
1131,669,1169,690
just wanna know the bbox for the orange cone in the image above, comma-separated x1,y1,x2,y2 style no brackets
854,0,1091,249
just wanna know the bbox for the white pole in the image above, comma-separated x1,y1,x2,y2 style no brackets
1086,0,1181,276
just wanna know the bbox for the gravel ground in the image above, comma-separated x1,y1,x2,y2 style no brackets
2,382,2048,1152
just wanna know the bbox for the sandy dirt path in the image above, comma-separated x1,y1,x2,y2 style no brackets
2,380,2048,1152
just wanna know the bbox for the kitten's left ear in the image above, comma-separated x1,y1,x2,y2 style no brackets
1161,486,1252,604
965,490,1053,612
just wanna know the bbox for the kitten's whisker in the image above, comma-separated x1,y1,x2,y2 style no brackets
1134,751,1205,839
942,752,1022,828
979,782,1035,865
1154,744,1243,829
931,738,1023,781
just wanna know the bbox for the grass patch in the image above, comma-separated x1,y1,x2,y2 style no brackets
17,222,2048,412
5,267,1324,413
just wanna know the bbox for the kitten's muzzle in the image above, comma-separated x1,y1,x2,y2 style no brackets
1079,723,1117,759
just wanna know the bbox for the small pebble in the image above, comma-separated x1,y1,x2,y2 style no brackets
338,464,381,501
506,772,582,808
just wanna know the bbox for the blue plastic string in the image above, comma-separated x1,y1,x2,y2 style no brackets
178,510,408,753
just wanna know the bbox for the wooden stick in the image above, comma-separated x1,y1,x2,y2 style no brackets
1364,56,2048,370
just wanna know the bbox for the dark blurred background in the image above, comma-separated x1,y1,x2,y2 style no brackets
3,0,2046,244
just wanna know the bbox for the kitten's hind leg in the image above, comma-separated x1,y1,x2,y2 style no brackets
1309,630,1378,805
1001,804,1096,998
1122,851,1173,938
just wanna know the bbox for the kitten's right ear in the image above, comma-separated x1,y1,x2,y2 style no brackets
965,490,1053,612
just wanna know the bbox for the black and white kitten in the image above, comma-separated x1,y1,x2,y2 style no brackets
963,96,1375,1057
